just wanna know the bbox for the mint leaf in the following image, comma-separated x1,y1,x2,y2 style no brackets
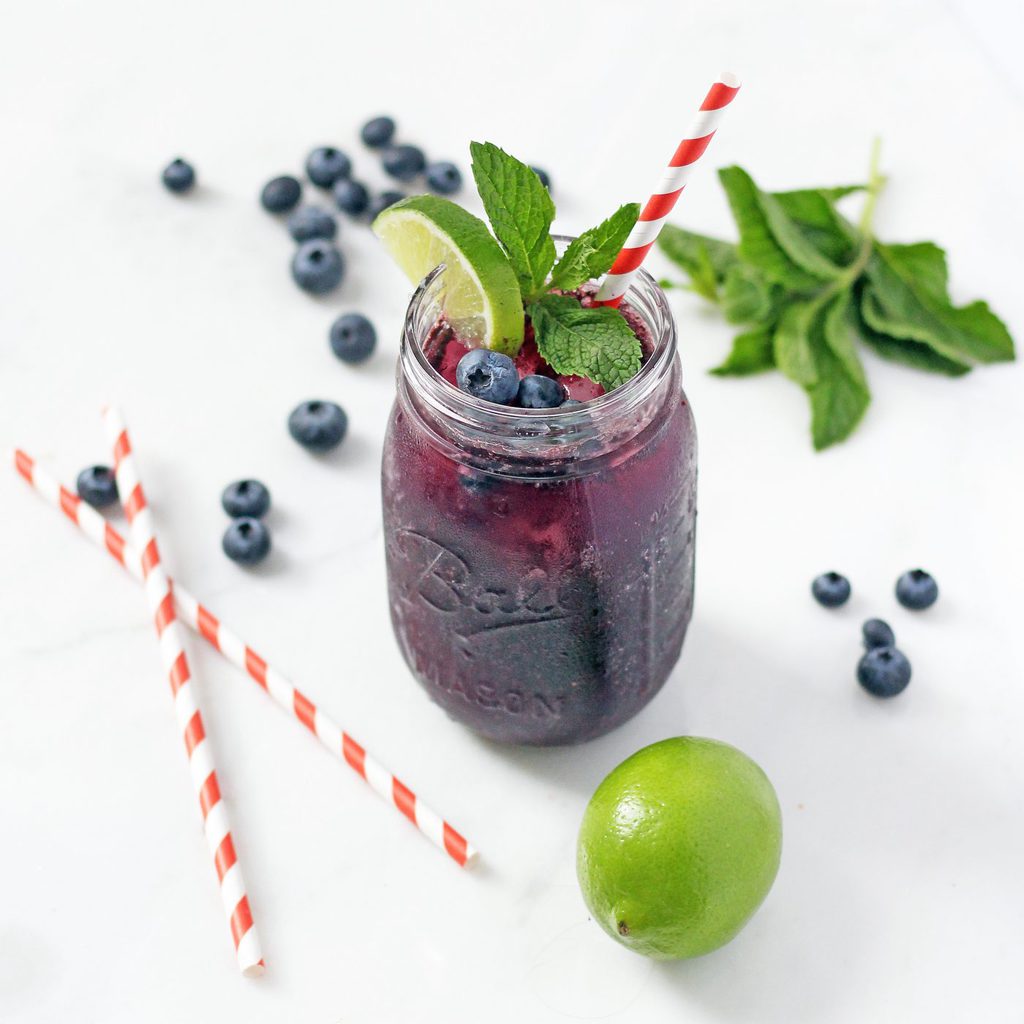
549,203,640,291
773,300,819,387
718,166,839,288
772,188,862,266
721,264,777,324
528,294,642,392
470,142,555,300
859,289,970,376
864,242,1015,364
805,295,870,450
711,326,775,376
657,225,738,301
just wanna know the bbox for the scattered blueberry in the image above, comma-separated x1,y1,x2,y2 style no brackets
261,175,302,213
161,158,195,194
291,240,344,294
288,400,348,452
221,479,271,519
222,517,271,565
287,206,337,242
862,618,896,649
368,190,405,221
896,569,939,611
305,146,352,188
329,313,377,364
425,161,462,195
455,349,520,405
382,144,426,181
812,571,851,608
857,647,912,698
76,465,119,509
531,166,551,190
518,374,565,409
360,115,396,148
333,178,370,216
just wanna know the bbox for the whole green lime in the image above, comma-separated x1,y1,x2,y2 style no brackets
577,737,782,959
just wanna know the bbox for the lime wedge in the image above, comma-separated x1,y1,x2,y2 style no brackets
373,195,524,353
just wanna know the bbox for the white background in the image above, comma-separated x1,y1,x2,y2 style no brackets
2,0,1023,1021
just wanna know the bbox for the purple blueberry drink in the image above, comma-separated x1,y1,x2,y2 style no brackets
382,262,696,745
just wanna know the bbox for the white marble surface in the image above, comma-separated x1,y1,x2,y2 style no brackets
2,0,1023,1020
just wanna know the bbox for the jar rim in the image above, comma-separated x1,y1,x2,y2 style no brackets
396,236,678,469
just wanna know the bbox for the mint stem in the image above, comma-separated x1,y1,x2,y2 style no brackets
807,140,887,314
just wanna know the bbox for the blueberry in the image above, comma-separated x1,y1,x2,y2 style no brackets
76,465,119,509
305,146,351,188
455,349,520,405
896,569,939,611
261,175,302,213
857,647,912,698
812,571,851,608
329,313,376,364
161,158,195,194
333,178,370,216
561,398,583,407
531,166,551,190
291,240,344,294
862,618,895,649
222,517,271,565
518,374,565,409
288,400,348,452
368,190,405,221
381,144,426,181
287,206,337,242
360,115,396,148
425,161,462,195
221,479,271,519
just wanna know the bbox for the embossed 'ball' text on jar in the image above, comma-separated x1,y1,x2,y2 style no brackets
381,258,697,746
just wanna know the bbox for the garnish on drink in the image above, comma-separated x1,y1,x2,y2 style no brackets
373,142,646,404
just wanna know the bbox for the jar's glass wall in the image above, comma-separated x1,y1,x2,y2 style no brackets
381,262,697,746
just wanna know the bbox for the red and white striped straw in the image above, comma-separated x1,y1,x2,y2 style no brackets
595,72,741,307
99,411,264,977
11,448,478,870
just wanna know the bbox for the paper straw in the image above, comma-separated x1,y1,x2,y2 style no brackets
94,412,265,976
595,72,741,307
11,448,478,869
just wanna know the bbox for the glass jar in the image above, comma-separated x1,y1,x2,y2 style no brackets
381,254,696,745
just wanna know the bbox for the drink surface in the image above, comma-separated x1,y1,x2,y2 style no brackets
382,305,696,745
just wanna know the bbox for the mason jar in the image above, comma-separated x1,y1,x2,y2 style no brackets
381,252,697,745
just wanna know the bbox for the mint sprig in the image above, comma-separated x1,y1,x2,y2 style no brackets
468,141,643,391
527,295,642,392
470,142,556,300
549,203,640,291
658,141,1015,450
